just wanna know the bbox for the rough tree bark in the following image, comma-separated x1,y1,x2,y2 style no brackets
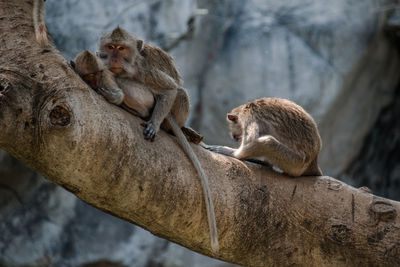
0,1,399,266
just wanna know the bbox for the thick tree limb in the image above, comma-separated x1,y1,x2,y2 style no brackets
0,1,399,266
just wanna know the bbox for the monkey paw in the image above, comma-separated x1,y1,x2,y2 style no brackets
204,145,234,157
141,121,157,141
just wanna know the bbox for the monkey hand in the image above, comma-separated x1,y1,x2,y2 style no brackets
97,87,124,105
141,121,157,141
204,145,236,157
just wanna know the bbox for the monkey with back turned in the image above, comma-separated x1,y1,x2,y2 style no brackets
206,98,323,177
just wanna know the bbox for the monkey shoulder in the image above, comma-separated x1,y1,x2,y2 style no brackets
141,42,181,83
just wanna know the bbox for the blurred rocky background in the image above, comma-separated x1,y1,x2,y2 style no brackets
1,0,399,266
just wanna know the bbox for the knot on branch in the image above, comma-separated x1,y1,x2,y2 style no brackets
327,180,342,191
0,76,12,96
359,186,372,193
49,105,71,127
370,199,397,222
331,224,352,244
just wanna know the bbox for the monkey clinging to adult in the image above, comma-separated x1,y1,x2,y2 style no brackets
73,50,154,119
206,98,323,177
94,28,219,253
33,0,48,47
97,26,202,143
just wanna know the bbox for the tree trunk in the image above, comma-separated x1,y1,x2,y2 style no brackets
0,1,399,266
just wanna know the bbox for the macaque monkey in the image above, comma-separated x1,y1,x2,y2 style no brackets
206,98,323,177
73,50,153,118
33,0,48,47
74,48,219,253
97,27,202,142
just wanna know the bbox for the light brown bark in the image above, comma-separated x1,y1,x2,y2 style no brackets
0,1,399,266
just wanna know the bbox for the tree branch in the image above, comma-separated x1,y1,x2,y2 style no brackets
0,1,399,266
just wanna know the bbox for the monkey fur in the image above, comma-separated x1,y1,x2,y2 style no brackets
74,50,154,118
73,50,202,143
206,98,323,177
97,27,196,141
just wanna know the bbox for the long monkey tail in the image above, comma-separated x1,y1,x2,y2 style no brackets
166,114,219,254
33,0,48,47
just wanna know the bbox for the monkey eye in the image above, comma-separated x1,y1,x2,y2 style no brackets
107,45,115,50
118,46,125,51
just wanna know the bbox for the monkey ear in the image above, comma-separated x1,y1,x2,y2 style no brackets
227,113,238,123
137,40,144,54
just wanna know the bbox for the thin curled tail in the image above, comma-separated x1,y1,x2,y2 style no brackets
166,114,219,254
33,0,48,47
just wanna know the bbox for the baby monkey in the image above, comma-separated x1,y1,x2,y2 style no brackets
206,98,322,177
73,50,154,118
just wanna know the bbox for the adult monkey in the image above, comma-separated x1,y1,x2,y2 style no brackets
98,27,201,142
97,27,219,253
206,98,323,177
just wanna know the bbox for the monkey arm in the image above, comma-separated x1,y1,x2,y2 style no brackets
203,144,236,157
202,143,272,167
205,134,307,176
235,135,307,177
94,70,124,105
143,88,177,140
204,122,261,158
96,86,124,105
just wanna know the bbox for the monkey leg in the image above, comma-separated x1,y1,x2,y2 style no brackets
143,89,177,141
234,135,308,177
161,88,203,144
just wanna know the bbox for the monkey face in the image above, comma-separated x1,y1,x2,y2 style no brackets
104,43,132,74
82,71,102,89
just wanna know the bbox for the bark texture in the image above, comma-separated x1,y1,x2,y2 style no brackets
0,1,399,266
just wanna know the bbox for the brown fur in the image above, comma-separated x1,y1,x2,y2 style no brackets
99,27,181,89
208,98,322,177
74,50,153,117
97,27,199,139
138,42,182,87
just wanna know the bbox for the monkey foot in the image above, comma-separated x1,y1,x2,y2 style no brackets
181,127,203,144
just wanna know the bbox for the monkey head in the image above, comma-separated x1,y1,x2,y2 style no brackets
74,50,104,90
226,109,243,142
98,27,144,76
